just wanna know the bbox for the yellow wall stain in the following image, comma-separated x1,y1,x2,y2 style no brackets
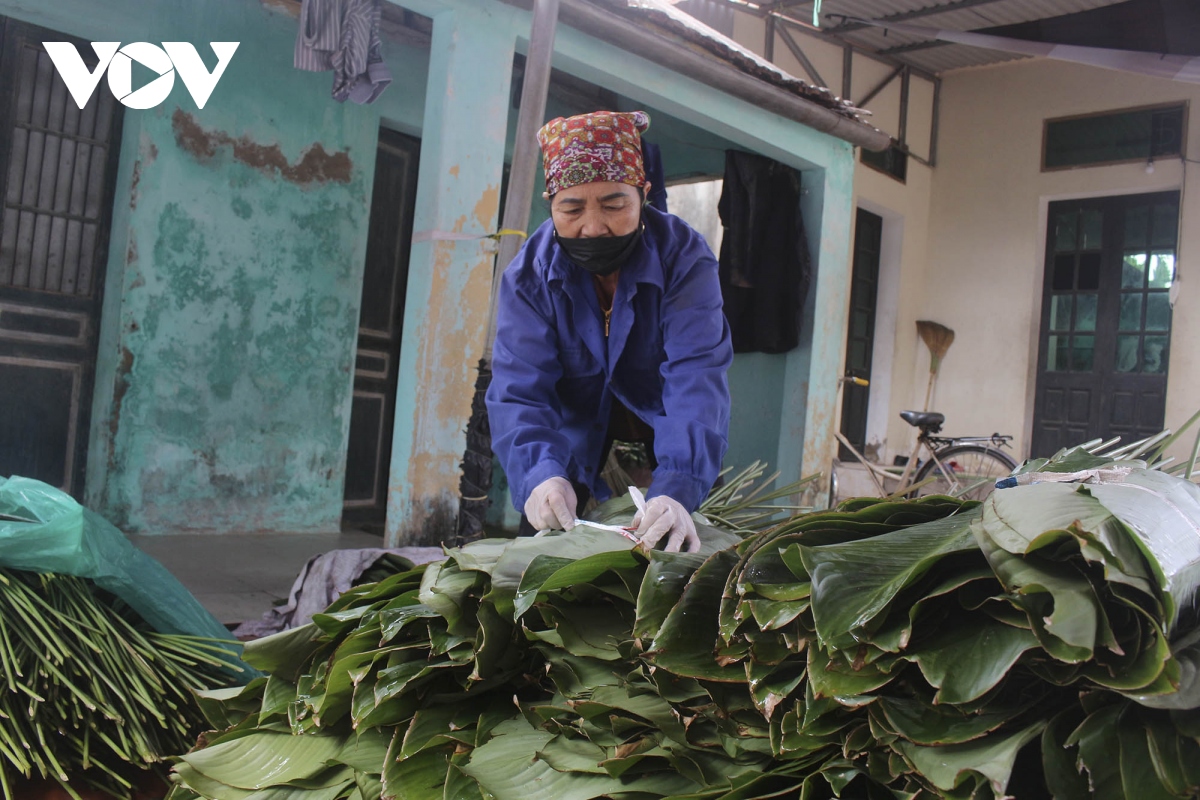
473,184,499,232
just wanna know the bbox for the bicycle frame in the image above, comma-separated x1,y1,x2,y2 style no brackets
833,429,929,498
832,376,1013,500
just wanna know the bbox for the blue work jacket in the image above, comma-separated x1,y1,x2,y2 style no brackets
486,206,733,514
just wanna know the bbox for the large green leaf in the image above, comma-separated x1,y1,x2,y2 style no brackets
635,550,707,641
648,549,744,681
1116,705,1178,800
1065,704,1125,800
868,567,997,655
805,643,898,699
460,718,697,800
797,510,981,650
873,695,1028,746
575,684,688,742
980,483,1114,555
1132,628,1200,709
514,550,643,621
382,743,453,800
910,617,1040,704
973,520,1101,662
532,599,631,660
173,762,259,800
243,624,325,680
1041,707,1090,800
179,730,347,789
895,721,1044,796
481,530,638,617
1087,470,1200,631
1144,712,1200,794
417,561,480,635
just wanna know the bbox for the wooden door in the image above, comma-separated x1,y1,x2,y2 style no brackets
839,208,881,460
342,128,420,528
0,20,123,497
1031,192,1179,458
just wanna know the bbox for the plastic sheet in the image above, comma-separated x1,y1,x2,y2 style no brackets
0,475,234,643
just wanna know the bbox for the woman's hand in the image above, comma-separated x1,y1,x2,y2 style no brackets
525,477,577,531
632,495,699,553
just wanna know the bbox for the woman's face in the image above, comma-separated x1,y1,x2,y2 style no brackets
548,181,647,238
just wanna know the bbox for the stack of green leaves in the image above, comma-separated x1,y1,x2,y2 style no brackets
0,568,246,800
167,460,1200,800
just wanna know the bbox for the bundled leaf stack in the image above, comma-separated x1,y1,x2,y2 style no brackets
0,569,245,800
167,458,1200,800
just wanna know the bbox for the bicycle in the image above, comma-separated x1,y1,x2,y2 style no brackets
831,376,1018,504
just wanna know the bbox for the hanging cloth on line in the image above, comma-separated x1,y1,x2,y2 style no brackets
294,0,392,104
717,149,811,354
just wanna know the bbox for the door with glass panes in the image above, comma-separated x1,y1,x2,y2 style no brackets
1031,191,1178,458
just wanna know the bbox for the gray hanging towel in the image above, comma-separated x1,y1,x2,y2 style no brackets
294,0,392,104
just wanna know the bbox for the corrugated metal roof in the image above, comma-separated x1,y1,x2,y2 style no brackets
714,0,1135,76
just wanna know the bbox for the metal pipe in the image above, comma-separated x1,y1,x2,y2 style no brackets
484,0,561,359
929,75,941,167
841,41,852,101
550,0,891,151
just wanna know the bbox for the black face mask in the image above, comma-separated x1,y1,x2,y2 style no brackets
555,225,643,276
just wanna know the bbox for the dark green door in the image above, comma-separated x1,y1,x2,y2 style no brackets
342,128,420,530
0,20,123,497
1031,191,1178,458
839,208,881,460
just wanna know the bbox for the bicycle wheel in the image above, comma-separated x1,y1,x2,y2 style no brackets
912,445,1017,501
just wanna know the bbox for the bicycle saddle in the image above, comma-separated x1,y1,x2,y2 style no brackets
899,411,945,429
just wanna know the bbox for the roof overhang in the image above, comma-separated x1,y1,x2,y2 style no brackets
502,0,893,150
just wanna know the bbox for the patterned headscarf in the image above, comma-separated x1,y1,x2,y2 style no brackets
537,110,651,196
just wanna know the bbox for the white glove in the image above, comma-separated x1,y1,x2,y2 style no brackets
632,495,699,553
524,477,577,531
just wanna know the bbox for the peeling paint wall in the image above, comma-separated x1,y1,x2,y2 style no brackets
2,0,429,533
385,7,517,546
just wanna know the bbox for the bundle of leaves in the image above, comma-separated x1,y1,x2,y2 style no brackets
167,456,1200,800
0,568,246,800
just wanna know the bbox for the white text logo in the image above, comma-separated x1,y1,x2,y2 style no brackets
43,42,240,110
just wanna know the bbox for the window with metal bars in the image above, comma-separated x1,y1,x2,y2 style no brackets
0,20,122,296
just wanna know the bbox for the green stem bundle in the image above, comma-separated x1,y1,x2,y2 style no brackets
0,569,243,800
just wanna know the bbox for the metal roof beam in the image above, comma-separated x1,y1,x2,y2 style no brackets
776,20,828,87
856,63,904,107
825,0,1010,34
770,13,940,82
879,39,952,56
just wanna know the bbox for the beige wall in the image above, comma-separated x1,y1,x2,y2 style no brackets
725,11,1199,469
923,59,1198,462
853,160,933,461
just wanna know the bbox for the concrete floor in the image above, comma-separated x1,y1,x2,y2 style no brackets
129,527,387,626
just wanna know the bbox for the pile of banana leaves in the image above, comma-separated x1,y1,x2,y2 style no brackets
0,569,245,799
167,451,1200,800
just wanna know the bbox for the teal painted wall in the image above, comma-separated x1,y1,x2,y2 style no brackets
1,0,429,532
